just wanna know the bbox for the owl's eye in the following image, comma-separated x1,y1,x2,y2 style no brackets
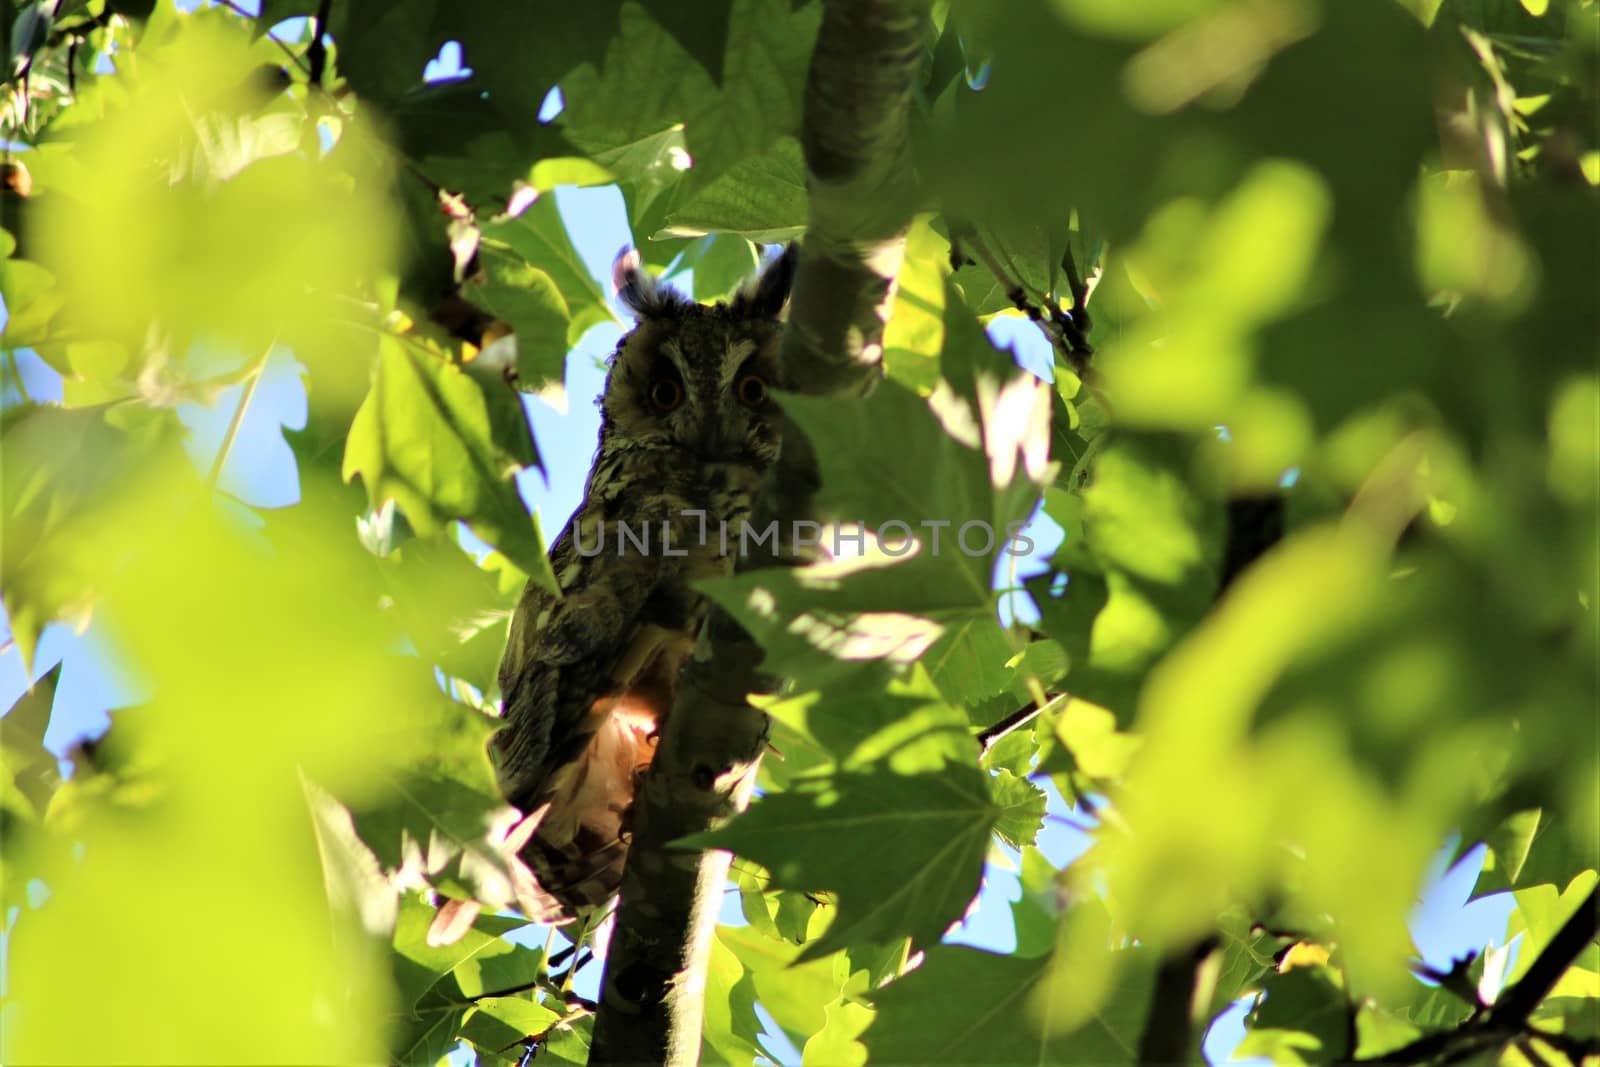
649,377,683,413
735,373,768,409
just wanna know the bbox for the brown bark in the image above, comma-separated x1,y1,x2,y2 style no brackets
587,2,924,1063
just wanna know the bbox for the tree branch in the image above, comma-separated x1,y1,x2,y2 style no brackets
1138,938,1219,1066
1136,493,1285,1062
306,0,333,88
587,3,924,1063
976,701,1049,757
1486,884,1599,1030
955,224,1094,376
1359,884,1599,1064
780,0,921,397
587,614,771,1065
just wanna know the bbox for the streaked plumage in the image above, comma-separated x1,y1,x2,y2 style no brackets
489,246,796,923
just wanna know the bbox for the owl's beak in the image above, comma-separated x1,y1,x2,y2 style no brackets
695,424,742,465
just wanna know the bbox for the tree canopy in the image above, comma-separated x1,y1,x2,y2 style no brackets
1,0,1596,1064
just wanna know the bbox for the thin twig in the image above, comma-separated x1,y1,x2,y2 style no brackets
959,225,1094,374
306,0,333,87
1486,884,1599,1028
206,350,271,488
1359,885,1600,1063
1043,812,1096,834
976,701,1051,756
216,0,313,74
1527,1026,1600,1062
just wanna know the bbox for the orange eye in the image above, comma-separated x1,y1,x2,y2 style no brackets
736,373,768,408
649,377,683,412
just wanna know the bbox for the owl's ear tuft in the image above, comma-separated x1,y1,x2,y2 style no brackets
731,243,798,320
613,247,688,319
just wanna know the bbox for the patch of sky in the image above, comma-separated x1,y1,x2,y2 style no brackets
540,87,566,123
755,1003,805,1065
423,41,471,83
986,314,1063,628
0,604,147,767
944,777,1093,955
175,345,307,509
3,350,63,405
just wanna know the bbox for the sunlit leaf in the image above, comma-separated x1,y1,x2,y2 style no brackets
690,763,998,960
343,334,554,585
866,942,1152,1065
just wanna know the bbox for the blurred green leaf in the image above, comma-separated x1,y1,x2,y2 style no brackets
0,664,62,816
0,404,168,669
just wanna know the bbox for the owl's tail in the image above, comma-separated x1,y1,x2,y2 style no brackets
518,832,631,924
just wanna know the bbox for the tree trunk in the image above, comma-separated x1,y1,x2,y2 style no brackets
587,2,923,1063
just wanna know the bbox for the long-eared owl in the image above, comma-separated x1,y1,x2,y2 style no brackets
487,245,796,926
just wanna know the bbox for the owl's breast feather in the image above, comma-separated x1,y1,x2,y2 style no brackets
519,620,697,921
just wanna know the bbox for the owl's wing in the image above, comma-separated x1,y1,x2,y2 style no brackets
492,516,668,808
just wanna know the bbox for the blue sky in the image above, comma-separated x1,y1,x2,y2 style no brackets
0,14,1517,1065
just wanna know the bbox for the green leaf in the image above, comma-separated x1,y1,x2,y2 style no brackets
391,892,533,1011
1,404,171,669
1,663,58,755
718,922,846,1052
638,0,737,82
1204,909,1277,1020
686,234,762,302
480,194,617,347
0,665,64,847
377,534,518,694
537,1014,595,1065
1036,694,1140,785
1028,434,1223,720
700,932,769,1066
680,0,820,188
343,334,554,585
691,764,998,959
756,668,972,774
662,137,808,241
1007,638,1071,690
1476,809,1589,896
459,997,562,1062
559,0,817,189
0,254,64,350
923,618,1021,707
883,216,952,390
801,996,872,1067
989,769,1047,849
387,78,580,206
345,696,525,911
865,944,1152,1065
1238,964,1351,1065
332,0,619,126
1010,846,1065,958
784,376,1040,599
465,248,572,390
